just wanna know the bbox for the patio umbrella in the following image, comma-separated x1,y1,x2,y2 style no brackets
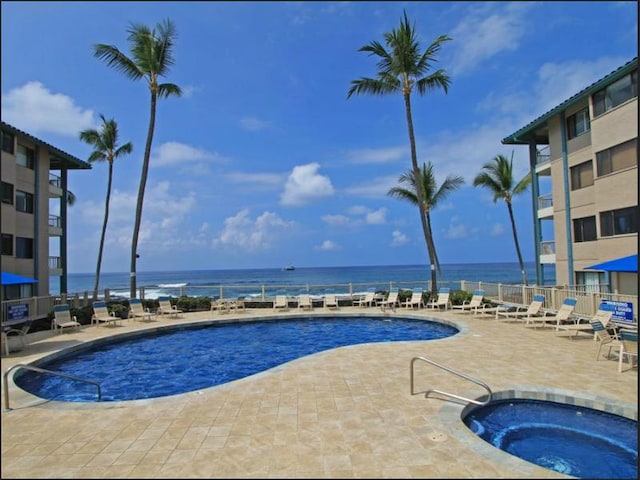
584,254,638,273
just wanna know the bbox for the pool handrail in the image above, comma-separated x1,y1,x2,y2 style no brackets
3,363,102,410
410,356,492,406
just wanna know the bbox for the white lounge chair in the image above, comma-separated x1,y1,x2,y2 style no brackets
324,294,339,310
297,294,313,311
354,292,377,308
92,301,122,327
495,294,547,322
524,297,577,329
452,290,485,314
555,304,613,339
211,299,230,314
425,288,449,310
129,298,155,322
157,297,183,318
52,304,81,334
403,291,425,309
379,291,400,312
273,295,289,312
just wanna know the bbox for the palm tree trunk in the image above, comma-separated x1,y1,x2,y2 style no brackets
507,201,528,285
93,161,113,301
425,212,438,291
130,91,158,298
403,92,435,293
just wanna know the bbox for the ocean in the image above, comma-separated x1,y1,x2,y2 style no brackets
58,262,553,300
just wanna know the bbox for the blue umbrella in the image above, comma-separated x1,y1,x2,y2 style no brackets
584,254,638,273
1,272,38,285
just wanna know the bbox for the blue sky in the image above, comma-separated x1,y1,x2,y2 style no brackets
1,1,637,274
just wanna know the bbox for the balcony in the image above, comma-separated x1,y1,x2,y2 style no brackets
535,146,551,175
537,193,553,219
539,241,556,264
48,214,62,236
49,256,62,276
49,173,62,198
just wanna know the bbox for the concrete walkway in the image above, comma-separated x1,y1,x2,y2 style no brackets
1,307,637,478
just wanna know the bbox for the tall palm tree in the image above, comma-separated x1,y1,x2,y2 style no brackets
79,115,133,300
93,19,182,298
473,153,532,285
388,162,464,291
347,10,451,290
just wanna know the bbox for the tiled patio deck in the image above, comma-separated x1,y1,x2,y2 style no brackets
1,306,637,478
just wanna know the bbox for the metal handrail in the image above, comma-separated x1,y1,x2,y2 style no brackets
3,363,102,410
410,356,492,406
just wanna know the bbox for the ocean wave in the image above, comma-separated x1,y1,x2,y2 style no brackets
157,283,188,288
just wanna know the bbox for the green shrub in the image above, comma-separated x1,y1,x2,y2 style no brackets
450,290,473,306
108,302,129,319
175,296,211,312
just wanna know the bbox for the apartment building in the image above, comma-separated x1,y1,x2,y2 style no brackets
1,121,91,303
502,58,638,295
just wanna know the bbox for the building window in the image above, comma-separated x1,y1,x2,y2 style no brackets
596,139,637,176
1,233,13,255
1,181,14,204
15,190,34,214
16,144,35,169
575,271,606,293
1,129,14,154
573,216,597,242
600,206,638,237
566,107,590,139
592,70,638,117
15,237,34,258
570,160,594,190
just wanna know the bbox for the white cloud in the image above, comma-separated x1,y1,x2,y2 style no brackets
240,116,272,132
315,240,340,251
445,223,470,239
1,81,94,136
347,145,408,164
490,223,505,236
151,141,224,167
322,214,350,226
280,163,335,206
180,85,201,99
448,3,532,76
365,208,387,225
391,230,408,247
225,172,284,187
211,209,293,251
344,174,399,198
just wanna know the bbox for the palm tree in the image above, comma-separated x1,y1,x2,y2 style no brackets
347,10,452,290
388,162,464,291
93,19,182,298
79,115,133,301
473,153,532,285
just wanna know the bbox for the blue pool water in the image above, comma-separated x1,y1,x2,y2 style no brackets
464,399,638,479
15,316,457,402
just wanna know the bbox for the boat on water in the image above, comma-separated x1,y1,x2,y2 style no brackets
283,265,295,271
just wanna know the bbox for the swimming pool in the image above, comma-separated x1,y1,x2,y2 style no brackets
15,315,458,402
463,398,638,479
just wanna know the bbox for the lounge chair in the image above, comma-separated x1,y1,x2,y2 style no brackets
452,290,485,314
524,297,577,329
379,291,399,312
590,319,623,360
495,295,548,322
324,294,339,310
129,298,155,322
425,288,449,310
555,304,613,339
353,292,377,308
157,296,183,318
404,291,425,309
2,321,31,354
52,304,81,334
228,297,246,312
92,301,122,327
297,294,313,311
210,299,230,314
273,295,289,312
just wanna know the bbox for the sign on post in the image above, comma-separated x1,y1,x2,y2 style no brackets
7,303,29,322
601,300,634,324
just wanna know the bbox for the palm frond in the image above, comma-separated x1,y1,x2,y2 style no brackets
93,44,143,81
347,77,398,98
157,83,182,99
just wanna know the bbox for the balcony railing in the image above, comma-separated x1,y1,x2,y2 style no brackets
537,194,553,210
49,173,61,188
540,241,555,255
536,145,550,166
48,256,62,269
48,215,61,229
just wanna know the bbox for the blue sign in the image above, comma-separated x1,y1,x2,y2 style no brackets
601,300,634,323
8,303,29,321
